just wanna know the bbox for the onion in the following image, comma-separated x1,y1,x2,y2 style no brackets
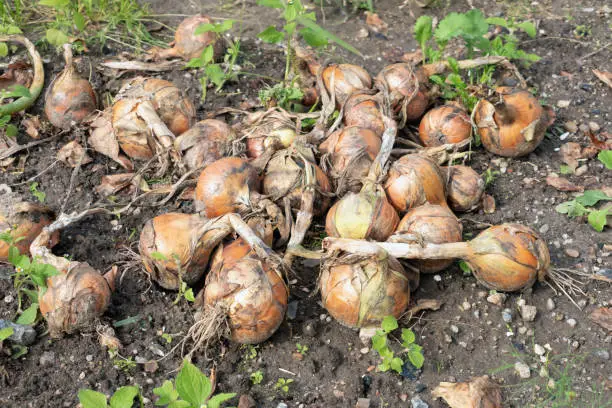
392,204,462,273
418,105,471,147
174,119,236,170
44,44,96,129
193,237,288,344
375,63,428,123
154,15,224,61
241,109,298,159
443,165,485,212
473,87,555,157
0,198,58,261
320,251,411,328
319,126,381,193
194,157,260,217
384,154,448,213
343,92,385,136
322,64,372,107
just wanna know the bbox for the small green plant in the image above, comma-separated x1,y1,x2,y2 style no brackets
0,327,14,342
371,316,424,374
0,234,59,324
559,164,573,175
242,344,258,360
296,343,309,355
113,355,137,374
28,182,46,203
598,150,612,169
160,333,173,344
428,58,478,110
250,370,264,385
149,252,194,304
573,25,591,38
274,377,294,393
458,260,472,275
78,385,142,408
555,190,612,232
258,84,304,111
483,168,500,186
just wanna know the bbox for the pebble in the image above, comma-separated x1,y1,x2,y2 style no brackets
333,390,345,398
557,100,571,108
487,292,507,306
534,344,546,356
518,327,527,334
515,362,531,379
559,132,570,141
588,122,600,132
399,394,408,402
411,396,429,408
564,121,578,133
520,305,538,322
594,350,610,361
539,224,550,234
502,309,513,323
579,123,590,133
546,298,556,311
86,355,93,362
566,318,577,328
79,372,86,380
3,295,14,303
276,403,288,408
356,398,370,408
359,327,377,345
450,325,459,334
360,347,370,354
575,165,588,176
461,301,471,311
39,351,56,367
565,248,580,258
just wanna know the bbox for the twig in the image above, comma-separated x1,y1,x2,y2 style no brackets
0,135,59,160
578,42,611,61
100,60,183,72
61,138,86,213
9,160,59,186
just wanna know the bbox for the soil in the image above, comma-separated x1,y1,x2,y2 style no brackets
1,0,611,407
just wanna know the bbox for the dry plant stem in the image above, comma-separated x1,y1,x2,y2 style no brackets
0,35,44,116
100,60,183,72
283,162,316,265
322,238,473,260
366,118,397,182
0,135,60,160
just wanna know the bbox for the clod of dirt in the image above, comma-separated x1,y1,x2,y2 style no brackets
589,307,612,331
432,375,502,408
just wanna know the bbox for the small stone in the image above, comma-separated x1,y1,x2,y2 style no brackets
520,305,537,322
575,165,588,176
3,295,14,303
400,394,408,402
566,318,577,328
142,398,151,405
461,301,471,311
577,299,587,308
433,275,442,282
319,314,327,321
411,396,429,408
333,390,345,398
534,344,546,356
564,121,578,133
539,224,550,234
276,404,288,408
502,308,513,323
79,372,86,380
487,293,507,306
85,355,93,362
356,398,370,408
360,347,369,354
477,291,487,299
579,123,590,133
565,248,580,258
546,298,556,311
594,350,610,361
39,351,56,367
450,325,459,334
515,362,531,379
588,122,600,132
557,100,571,108
326,316,332,323
444,333,452,343
357,28,369,38
359,327,377,345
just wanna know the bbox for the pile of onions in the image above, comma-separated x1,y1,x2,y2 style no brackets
322,64,372,107
153,15,224,61
0,197,58,261
174,119,236,170
443,165,485,212
343,92,385,137
418,105,471,147
390,204,463,273
473,87,554,157
384,154,448,213
375,63,428,123
44,44,97,129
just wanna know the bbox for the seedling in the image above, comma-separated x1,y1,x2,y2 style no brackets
250,370,264,385
113,355,137,374
483,168,500,186
296,343,309,355
78,386,142,408
458,260,472,275
371,316,424,374
29,182,46,203
160,333,173,344
555,190,612,232
242,344,258,360
274,377,294,393
149,252,194,304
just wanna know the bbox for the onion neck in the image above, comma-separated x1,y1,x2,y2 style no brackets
323,238,473,260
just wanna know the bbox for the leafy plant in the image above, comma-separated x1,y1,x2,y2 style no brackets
371,316,424,374
28,182,46,203
429,57,478,110
555,190,612,232
0,327,14,342
483,168,500,186
258,83,304,111
241,344,258,360
161,333,173,344
274,377,294,393
458,260,472,275
296,343,309,355
150,252,194,304
250,370,264,385
78,385,142,408
113,355,137,374
598,150,612,169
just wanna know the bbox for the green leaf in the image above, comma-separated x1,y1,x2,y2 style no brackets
153,380,178,406
16,303,38,325
598,150,612,169
0,327,14,341
110,386,140,408
257,0,285,8
39,0,70,9
8,246,20,265
195,19,235,35
408,349,425,368
299,27,328,47
371,333,386,351
458,260,472,275
6,85,31,98
401,329,415,345
78,389,108,408
588,209,609,232
378,361,390,372
284,2,298,21
390,357,404,373
381,315,398,333
414,15,433,52
296,16,362,57
184,288,195,302
257,26,285,43
175,360,212,406
575,190,612,206
150,251,168,261
447,57,459,74
435,12,465,44
207,393,237,408
74,12,86,31
45,28,70,47
559,164,573,174
167,401,191,408
21,288,39,303
485,17,509,28
205,64,225,88
0,43,8,57
5,124,18,137
516,21,537,38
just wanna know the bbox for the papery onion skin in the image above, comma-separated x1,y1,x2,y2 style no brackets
246,127,297,159
156,15,224,61
320,254,410,329
467,223,550,292
474,87,554,158
395,204,463,273
174,119,235,170
384,154,448,213
322,64,372,106
194,157,260,217
40,263,115,338
197,238,288,344
343,93,385,136
375,63,428,121
419,105,472,147
443,165,485,212
0,202,59,261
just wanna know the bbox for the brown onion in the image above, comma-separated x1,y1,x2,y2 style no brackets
174,119,236,170
194,157,260,217
322,64,372,107
375,63,428,122
194,237,288,344
418,105,471,147
0,198,59,261
393,204,462,273
443,165,485,212
319,126,381,193
241,109,298,159
473,87,555,157
44,44,97,129
320,252,411,328
343,93,385,136
154,15,224,61
384,154,448,213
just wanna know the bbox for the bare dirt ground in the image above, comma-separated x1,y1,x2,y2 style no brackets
1,0,611,407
